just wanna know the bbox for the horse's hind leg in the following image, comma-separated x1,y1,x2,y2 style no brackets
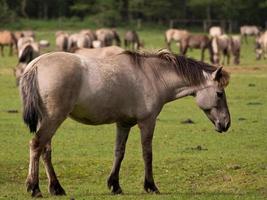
107,122,131,194
26,117,67,197
42,140,66,195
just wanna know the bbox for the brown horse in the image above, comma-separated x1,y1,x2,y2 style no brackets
165,29,190,51
20,50,230,197
180,34,213,63
124,30,143,50
73,46,124,58
0,30,17,56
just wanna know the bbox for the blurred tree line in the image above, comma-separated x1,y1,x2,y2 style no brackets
1,0,267,27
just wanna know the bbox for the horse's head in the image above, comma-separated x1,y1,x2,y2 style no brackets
195,67,230,133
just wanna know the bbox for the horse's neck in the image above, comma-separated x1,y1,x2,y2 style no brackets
148,58,207,103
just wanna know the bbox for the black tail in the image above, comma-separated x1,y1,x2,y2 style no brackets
20,66,43,133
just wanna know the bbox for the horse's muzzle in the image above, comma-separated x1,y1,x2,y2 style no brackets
215,121,230,133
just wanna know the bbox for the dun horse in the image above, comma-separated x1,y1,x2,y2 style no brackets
211,35,231,65
15,39,40,85
240,25,260,44
124,30,143,50
165,29,190,51
255,31,267,60
20,50,230,197
180,34,213,63
96,28,121,47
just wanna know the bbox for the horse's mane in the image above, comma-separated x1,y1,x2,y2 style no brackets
123,49,229,88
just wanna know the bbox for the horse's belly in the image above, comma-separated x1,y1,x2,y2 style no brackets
69,105,116,125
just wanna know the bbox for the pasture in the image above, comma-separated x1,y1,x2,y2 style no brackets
0,29,266,200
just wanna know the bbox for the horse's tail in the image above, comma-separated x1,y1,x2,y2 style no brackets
20,64,43,133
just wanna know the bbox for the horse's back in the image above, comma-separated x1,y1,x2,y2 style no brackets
0,30,14,44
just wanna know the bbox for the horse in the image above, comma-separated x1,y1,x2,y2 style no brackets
255,31,267,60
22,30,35,39
68,33,91,50
0,30,17,56
180,34,213,63
230,35,241,65
124,30,143,50
17,36,34,54
240,25,260,44
73,46,124,58
20,49,230,197
14,31,24,41
14,40,40,85
209,26,223,38
165,29,190,51
80,29,97,41
96,28,121,47
55,31,69,52
211,34,231,65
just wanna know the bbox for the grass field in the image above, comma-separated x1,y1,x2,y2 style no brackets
0,28,266,200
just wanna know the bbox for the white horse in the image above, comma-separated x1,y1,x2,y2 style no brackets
209,26,223,37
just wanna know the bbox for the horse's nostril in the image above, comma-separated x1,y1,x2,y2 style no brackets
225,121,231,130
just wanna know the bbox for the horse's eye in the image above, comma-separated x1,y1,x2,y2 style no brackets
217,92,223,98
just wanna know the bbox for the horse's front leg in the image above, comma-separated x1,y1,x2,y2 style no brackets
201,48,205,61
138,118,160,194
107,122,131,194
42,140,66,196
0,45,4,56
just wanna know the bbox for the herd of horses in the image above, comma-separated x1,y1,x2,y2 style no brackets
165,25,267,65
0,25,264,197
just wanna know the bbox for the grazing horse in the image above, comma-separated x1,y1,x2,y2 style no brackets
240,25,260,44
55,31,69,52
180,34,213,63
124,30,143,50
212,34,231,65
20,50,230,197
96,28,121,47
165,29,190,51
0,30,17,56
230,35,241,65
74,46,124,58
255,31,267,60
209,26,223,37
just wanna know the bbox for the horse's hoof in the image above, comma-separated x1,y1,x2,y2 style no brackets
49,180,66,196
26,180,43,198
107,176,123,195
144,179,160,194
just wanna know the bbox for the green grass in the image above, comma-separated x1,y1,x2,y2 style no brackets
0,28,266,200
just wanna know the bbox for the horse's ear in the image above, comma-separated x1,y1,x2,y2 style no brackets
212,66,223,81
